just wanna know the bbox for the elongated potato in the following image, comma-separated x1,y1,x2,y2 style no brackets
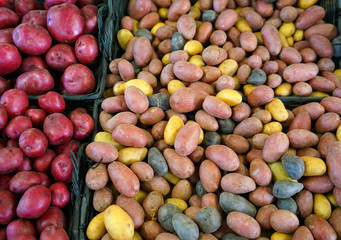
295,6,325,30
163,148,195,179
221,173,256,194
261,24,281,56
174,122,201,156
304,214,337,240
116,195,145,229
170,88,208,113
199,160,221,193
86,142,118,163
263,132,289,163
86,163,109,191
283,63,319,83
226,212,261,239
327,142,341,188
112,124,148,148
173,61,204,82
205,145,239,171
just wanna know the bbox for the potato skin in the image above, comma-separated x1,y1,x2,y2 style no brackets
263,132,289,163
167,0,191,21
315,112,340,133
287,129,319,148
195,22,213,44
221,173,256,194
226,212,261,239
86,142,118,163
202,96,232,119
133,37,152,67
256,204,278,230
270,210,300,234
248,86,274,108
170,88,208,113
112,124,148,148
233,117,263,138
214,9,238,31
261,24,281,56
295,190,313,218
292,226,314,240
326,142,341,188
177,14,196,40
199,160,221,193
86,163,108,191
163,148,195,179
295,5,325,30
309,35,334,58
202,45,227,66
305,24,337,40
250,159,272,186
101,96,128,114
283,63,319,83
321,97,341,115
205,145,239,171
246,11,264,31
304,214,337,240
280,47,302,64
108,161,139,197
116,195,145,229
131,162,154,182
93,187,113,212
141,176,170,196
174,122,201,156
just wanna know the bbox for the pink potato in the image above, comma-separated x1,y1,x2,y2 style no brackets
9,171,42,194
4,116,32,140
51,153,73,183
33,149,56,172
81,4,98,34
19,128,48,158
47,3,84,44
68,108,94,140
39,225,69,240
49,182,70,208
43,113,73,145
36,206,66,233
0,7,19,29
19,56,49,73
0,190,17,225
38,91,65,114
112,124,148,147
6,218,36,239
14,0,40,18
15,69,54,95
62,64,96,95
75,34,98,65
12,23,51,55
0,147,24,174
0,43,21,76
45,44,77,72
25,108,46,127
21,10,47,27
174,122,201,156
16,185,51,219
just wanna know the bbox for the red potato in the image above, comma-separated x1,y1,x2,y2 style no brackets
47,3,84,44
327,142,341,188
19,128,48,157
112,123,148,147
19,56,49,73
0,7,19,29
62,64,96,95
177,14,196,40
54,139,79,155
38,91,65,114
77,0,100,7
12,23,51,55
139,12,159,29
21,10,47,27
4,116,32,140
36,206,66,233
15,69,54,95
309,35,334,58
174,122,201,156
14,0,40,18
39,225,69,240
202,96,232,119
205,145,239,171
215,9,238,31
6,218,36,239
0,190,16,225
9,171,42,194
33,149,55,172
226,212,261,239
167,0,190,21
0,43,22,76
0,147,24,174
15,156,32,172
43,113,73,145
261,24,281,56
304,214,337,240
37,172,50,187
0,28,14,44
49,182,70,208
295,5,325,30
124,86,149,114
75,34,98,65
25,108,46,127
0,104,7,130
133,37,152,67
44,0,77,8
68,108,94,140
81,4,98,34
16,185,51,219
0,77,10,94
51,153,73,183
45,44,77,72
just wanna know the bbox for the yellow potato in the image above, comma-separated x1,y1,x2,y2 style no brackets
333,69,341,80
219,59,238,76
275,83,292,97
314,194,331,219
301,156,326,176
310,91,329,97
216,89,242,106
132,19,139,35
94,132,125,151
235,17,252,32
243,84,258,96
118,147,148,165
188,6,201,20
164,115,184,146
134,190,148,204
151,22,166,36
189,55,205,67
298,0,318,8
269,161,297,182
165,198,188,212
163,171,181,185
162,53,171,65
113,79,153,96
104,205,134,240
326,192,339,208
168,80,186,95
184,40,204,55
86,211,106,240
117,29,133,50
262,122,283,135
287,36,294,46
254,32,264,45
279,32,289,47
265,98,288,122
270,232,293,240
132,231,143,240
279,22,296,37
158,8,168,20
293,29,304,42
233,76,241,90
336,124,341,141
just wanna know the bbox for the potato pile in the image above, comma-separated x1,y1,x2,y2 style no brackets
86,0,341,239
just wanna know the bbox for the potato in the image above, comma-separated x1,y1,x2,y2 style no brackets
287,129,319,148
261,24,281,56
250,159,272,186
214,9,238,31
202,96,231,119
226,212,260,239
321,97,341,115
169,50,189,64
222,134,249,154
195,110,218,131
139,12,159,29
221,173,256,194
199,160,221,193
86,142,118,163
156,25,176,41
115,195,145,229
201,193,222,214
300,48,317,63
249,186,275,207
210,30,227,46
279,47,302,64
265,98,288,122
262,132,289,163
292,226,314,240
140,221,164,240
156,233,180,240
305,24,337,40
164,148,195,179
101,96,128,114
295,5,325,30
326,142,341,188
174,122,201,156
148,147,168,176
292,102,325,121
172,213,199,240
158,203,182,233
202,45,227,66
309,35,334,58
315,112,340,133
304,214,337,240
252,110,272,124
112,124,148,148
139,107,165,126
239,31,257,52
185,206,200,224
233,117,263,138
318,58,335,72
141,176,170,196
246,149,263,163
227,27,241,47
231,102,251,122
195,22,213,44
85,164,108,191
167,0,191,21
131,162,154,182
205,145,239,171
177,14,196,40
248,86,274,108
201,66,221,84
219,192,256,217
329,208,341,238
245,11,264,31
104,205,134,240
283,63,319,83
93,187,113,212
270,210,299,233
293,82,313,96
228,47,245,63
196,206,222,233
170,88,208,113
86,211,106,239
256,204,278,230
108,161,139,197
171,180,192,201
